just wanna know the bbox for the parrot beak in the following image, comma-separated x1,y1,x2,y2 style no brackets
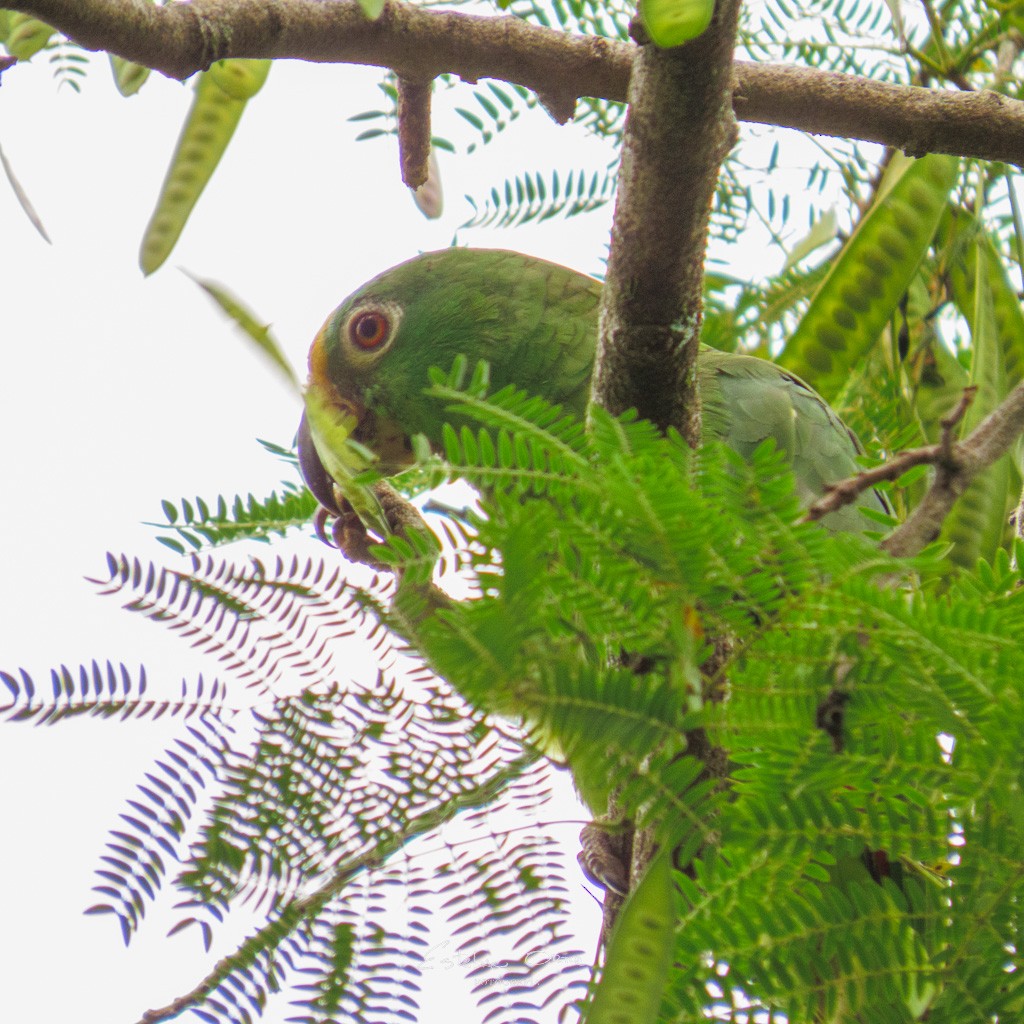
301,381,393,538
299,321,410,537
297,411,343,516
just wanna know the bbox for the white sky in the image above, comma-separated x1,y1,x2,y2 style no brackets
0,41,805,1024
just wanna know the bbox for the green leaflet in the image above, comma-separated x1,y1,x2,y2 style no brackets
640,0,714,48
153,483,317,554
782,207,838,272
187,273,300,392
0,140,51,242
138,60,271,275
780,153,958,402
942,242,1014,570
585,850,675,1024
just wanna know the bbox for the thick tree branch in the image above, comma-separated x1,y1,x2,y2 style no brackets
11,0,1024,165
590,6,739,440
731,61,1024,163
14,0,628,122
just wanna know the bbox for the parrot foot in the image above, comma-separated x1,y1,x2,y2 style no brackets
313,504,389,570
331,509,378,565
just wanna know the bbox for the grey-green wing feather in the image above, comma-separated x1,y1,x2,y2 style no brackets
700,348,885,532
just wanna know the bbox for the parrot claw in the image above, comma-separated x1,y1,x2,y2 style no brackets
313,506,335,547
311,488,389,569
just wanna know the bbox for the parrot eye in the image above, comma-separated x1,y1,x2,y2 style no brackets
349,310,391,351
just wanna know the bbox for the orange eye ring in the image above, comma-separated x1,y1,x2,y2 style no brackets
349,310,390,350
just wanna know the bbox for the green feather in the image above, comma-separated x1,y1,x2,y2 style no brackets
303,248,886,533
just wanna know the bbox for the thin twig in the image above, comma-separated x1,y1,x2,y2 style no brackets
883,381,1024,558
804,387,976,523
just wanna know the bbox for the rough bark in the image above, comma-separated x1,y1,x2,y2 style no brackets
396,76,431,190
591,7,740,440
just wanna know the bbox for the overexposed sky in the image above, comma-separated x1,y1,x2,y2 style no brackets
0,37,810,1024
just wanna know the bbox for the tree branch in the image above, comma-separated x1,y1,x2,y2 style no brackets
804,388,976,525
11,0,1024,165
807,383,1024,560
590,5,739,440
588,0,741,938
883,381,1024,558
397,76,431,190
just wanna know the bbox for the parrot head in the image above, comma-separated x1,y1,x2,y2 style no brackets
298,248,601,521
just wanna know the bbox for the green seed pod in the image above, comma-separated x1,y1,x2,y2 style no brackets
586,851,675,1024
942,247,1015,569
943,209,1024,391
109,54,150,97
780,154,958,402
207,58,271,101
640,0,714,48
5,14,54,60
139,68,270,275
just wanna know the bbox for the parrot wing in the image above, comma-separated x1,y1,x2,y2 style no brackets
700,347,886,532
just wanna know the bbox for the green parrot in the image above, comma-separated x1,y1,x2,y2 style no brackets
298,247,887,535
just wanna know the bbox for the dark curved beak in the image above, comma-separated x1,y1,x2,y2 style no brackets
297,411,343,516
